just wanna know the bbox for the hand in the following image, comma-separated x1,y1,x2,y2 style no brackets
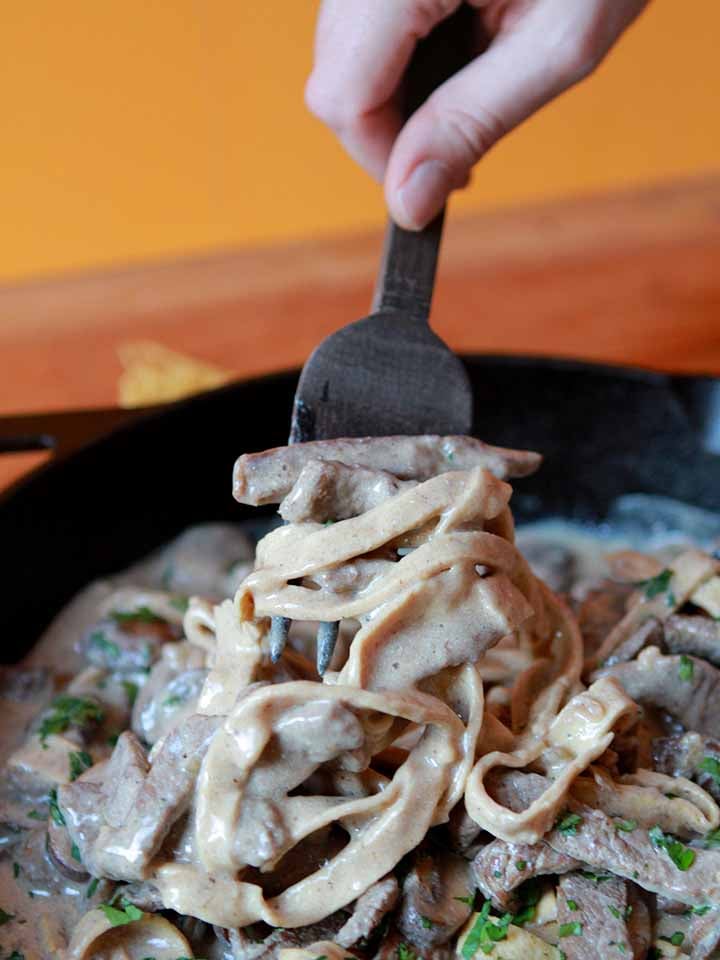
306,0,649,230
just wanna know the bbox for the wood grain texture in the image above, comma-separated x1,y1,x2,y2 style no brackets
1,175,719,491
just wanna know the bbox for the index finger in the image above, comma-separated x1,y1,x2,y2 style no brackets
305,0,465,180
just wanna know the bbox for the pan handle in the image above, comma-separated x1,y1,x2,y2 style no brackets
0,407,151,457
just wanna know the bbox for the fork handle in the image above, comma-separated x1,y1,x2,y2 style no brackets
372,4,480,320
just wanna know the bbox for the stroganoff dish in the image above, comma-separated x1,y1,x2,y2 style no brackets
2,436,720,959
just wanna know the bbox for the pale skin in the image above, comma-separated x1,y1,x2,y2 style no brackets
306,0,650,230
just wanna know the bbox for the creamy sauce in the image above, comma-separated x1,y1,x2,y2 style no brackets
2,438,720,960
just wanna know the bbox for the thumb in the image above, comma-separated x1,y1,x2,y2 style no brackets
385,16,603,230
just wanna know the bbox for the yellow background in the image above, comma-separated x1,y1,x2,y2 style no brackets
1,0,719,283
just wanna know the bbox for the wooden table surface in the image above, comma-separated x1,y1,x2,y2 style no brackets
2,174,719,491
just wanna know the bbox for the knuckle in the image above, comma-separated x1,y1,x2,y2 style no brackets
304,75,351,131
404,0,462,39
552,29,604,85
432,98,506,167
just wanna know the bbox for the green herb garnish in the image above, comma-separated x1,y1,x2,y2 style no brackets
0,906,15,925
169,595,189,612
71,843,82,863
558,922,582,937
649,825,696,871
635,568,672,599
397,944,417,960
455,894,476,907
99,900,144,926
608,905,621,919
461,901,511,957
162,694,184,708
579,870,613,884
89,630,120,658
86,877,99,899
48,788,65,827
26,809,44,821
515,860,527,871
699,756,720,785
38,695,104,746
111,606,164,626
566,899,579,911
662,931,685,946
421,916,434,929
13,862,20,879
614,818,637,833
122,681,139,707
556,812,583,836
692,904,712,915
679,654,694,682
69,749,93,782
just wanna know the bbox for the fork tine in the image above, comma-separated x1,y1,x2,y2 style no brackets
316,621,340,675
270,615,290,662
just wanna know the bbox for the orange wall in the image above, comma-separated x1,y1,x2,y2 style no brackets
2,0,719,282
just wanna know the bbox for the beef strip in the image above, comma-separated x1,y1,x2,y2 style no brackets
601,618,662,667
120,879,166,911
544,803,720,906
485,769,548,812
279,460,416,523
397,850,473,949
518,540,577,594
576,580,634,660
233,435,541,506
57,779,105,877
102,731,149,827
93,713,220,880
222,915,349,960
447,801,483,854
472,839,581,910
81,615,178,671
688,906,720,959
663,614,720,667
653,732,720,803
556,872,633,959
336,874,399,947
626,886,652,959
599,646,720,736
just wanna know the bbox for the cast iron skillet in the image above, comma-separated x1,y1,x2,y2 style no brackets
2,355,720,659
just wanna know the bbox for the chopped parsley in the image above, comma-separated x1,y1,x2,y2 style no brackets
558,922,582,937
71,843,82,863
514,860,527,871
111,606,164,626
8,952,25,960
0,906,15,925
461,901,511,957
99,900,144,926
122,680,139,707
692,904,712,915
614,818,637,833
26,809,44,821
86,877,99,899
608,905,621,919
455,893,476,907
107,733,120,748
555,812,583,836
397,944,417,960
38,695,104,746
635,568,672,599
649,825,696,871
69,749,93,781
420,916,434,929
169,595,190,612
699,756,720,786
579,870,613,884
666,591,677,608
662,931,685,946
566,899,579,911
608,944,627,954
48,788,66,827
704,828,720,848
511,879,541,926
679,654,694,682
162,694,185,708
89,630,120,659
13,862,20,879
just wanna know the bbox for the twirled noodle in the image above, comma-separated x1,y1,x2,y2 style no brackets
465,676,638,843
157,682,465,927
11,436,720,958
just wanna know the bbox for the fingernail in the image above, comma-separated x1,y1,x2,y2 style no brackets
395,160,452,230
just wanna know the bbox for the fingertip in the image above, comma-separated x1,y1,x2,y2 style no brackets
387,159,453,230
